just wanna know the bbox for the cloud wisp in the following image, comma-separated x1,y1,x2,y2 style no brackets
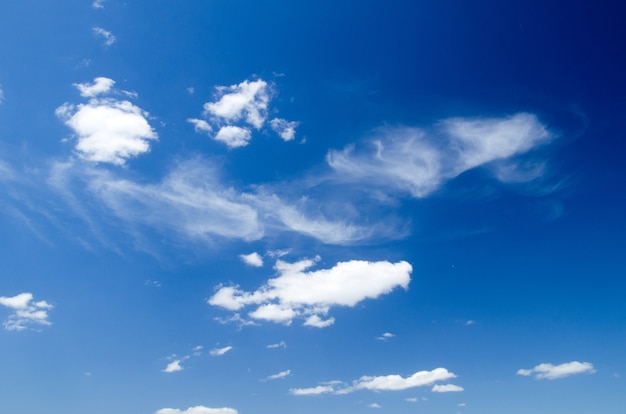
0,292,54,331
327,113,553,198
93,27,116,47
517,361,596,380
290,367,458,395
209,257,411,327
155,406,238,414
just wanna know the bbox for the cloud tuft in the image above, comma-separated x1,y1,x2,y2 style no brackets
517,361,596,380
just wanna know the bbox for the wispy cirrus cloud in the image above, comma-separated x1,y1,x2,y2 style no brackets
0,292,53,331
262,369,291,381
327,113,553,198
290,367,457,395
155,406,237,414
209,257,411,327
209,346,233,356
93,27,116,47
517,361,596,380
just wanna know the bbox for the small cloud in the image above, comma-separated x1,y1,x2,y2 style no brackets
214,126,252,148
155,406,238,414
93,27,116,47
92,0,105,9
187,118,212,135
405,397,418,403
303,314,335,328
270,118,299,141
145,279,162,287
73,77,115,97
0,84,4,104
376,332,395,340
264,369,291,381
203,79,269,129
240,252,263,267
458,403,466,407
163,360,183,373
289,385,335,396
187,87,195,95
209,346,233,356
266,340,287,349
0,292,54,331
465,320,475,326
517,361,596,380
432,384,464,393
368,403,382,409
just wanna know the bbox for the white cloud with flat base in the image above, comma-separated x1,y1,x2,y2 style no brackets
517,361,596,380
209,257,411,327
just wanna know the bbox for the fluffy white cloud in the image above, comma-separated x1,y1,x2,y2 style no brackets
352,368,456,391
209,257,411,327
291,368,456,396
290,385,335,396
57,81,157,165
155,406,238,414
327,113,552,198
265,369,291,380
187,118,212,134
303,314,335,328
517,361,596,380
163,360,183,373
432,384,464,392
214,126,251,148
270,118,299,141
240,252,263,267
73,77,115,97
93,27,116,46
204,79,269,129
0,292,53,331
209,346,232,356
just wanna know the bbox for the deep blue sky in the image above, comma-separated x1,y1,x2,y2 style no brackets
1,1,625,414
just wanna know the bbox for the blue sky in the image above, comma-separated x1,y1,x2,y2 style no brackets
1,1,625,413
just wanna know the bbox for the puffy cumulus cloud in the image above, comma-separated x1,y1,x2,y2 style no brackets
214,126,251,148
270,118,299,141
240,252,263,267
517,361,596,380
432,384,464,392
93,27,116,47
155,406,238,414
0,292,54,331
189,78,299,147
73,77,115,97
209,346,232,356
56,80,157,165
291,368,457,396
209,257,411,327
327,113,552,198
204,79,269,129
163,360,184,373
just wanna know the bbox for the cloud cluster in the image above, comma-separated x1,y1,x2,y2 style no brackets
188,78,298,148
0,292,53,331
327,113,552,198
155,407,237,414
209,257,411,327
290,367,459,395
517,361,596,380
56,77,157,165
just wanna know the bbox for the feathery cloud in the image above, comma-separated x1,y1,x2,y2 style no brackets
93,27,116,47
209,346,233,356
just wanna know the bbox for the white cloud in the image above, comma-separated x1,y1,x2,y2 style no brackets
270,118,299,141
405,397,418,403
368,403,382,409
240,252,263,267
73,77,115,97
93,27,116,47
209,258,411,327
291,368,457,396
353,368,456,392
266,341,287,349
92,0,105,9
187,118,212,134
214,126,252,148
163,360,184,373
327,113,552,198
377,332,395,340
432,384,464,392
0,292,53,331
290,385,335,396
303,314,335,328
265,369,291,380
0,84,4,104
517,361,596,380
209,346,232,356
204,79,269,129
56,89,157,165
155,406,238,414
